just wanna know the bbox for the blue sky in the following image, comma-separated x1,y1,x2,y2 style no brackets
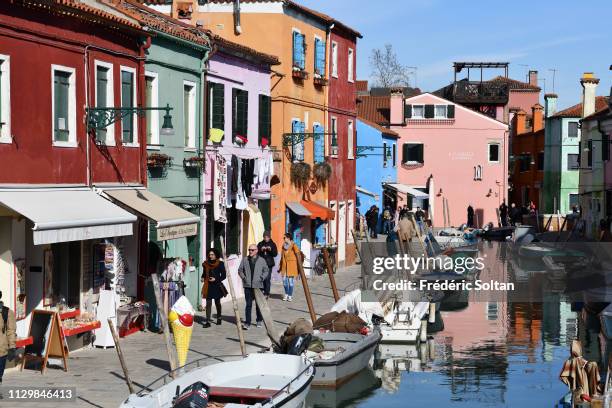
298,0,612,109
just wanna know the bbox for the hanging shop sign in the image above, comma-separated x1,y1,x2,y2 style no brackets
157,223,198,241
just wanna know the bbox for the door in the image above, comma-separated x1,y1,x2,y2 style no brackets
338,202,346,262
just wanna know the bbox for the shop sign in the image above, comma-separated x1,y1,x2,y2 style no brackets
157,223,198,240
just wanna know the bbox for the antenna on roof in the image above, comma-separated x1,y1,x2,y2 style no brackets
548,68,557,93
538,78,546,94
519,64,529,82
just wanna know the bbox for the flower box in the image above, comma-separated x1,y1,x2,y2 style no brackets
313,76,328,86
147,153,171,168
292,69,309,80
183,156,205,169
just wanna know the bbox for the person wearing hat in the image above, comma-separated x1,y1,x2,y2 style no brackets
257,231,278,299
0,291,16,384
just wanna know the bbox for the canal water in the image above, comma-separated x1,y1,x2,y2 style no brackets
305,240,605,408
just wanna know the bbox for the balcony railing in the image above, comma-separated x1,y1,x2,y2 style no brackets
452,81,509,105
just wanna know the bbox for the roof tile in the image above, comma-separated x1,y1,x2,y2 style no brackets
552,96,609,118
357,95,390,125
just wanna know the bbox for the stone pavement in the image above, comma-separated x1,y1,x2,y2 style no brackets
3,264,363,408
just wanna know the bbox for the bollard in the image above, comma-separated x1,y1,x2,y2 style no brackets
428,302,436,323
420,320,428,342
419,342,428,366
428,338,435,360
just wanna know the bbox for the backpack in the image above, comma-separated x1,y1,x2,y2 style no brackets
1,306,8,334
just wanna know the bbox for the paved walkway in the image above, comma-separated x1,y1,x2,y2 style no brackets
4,264,363,408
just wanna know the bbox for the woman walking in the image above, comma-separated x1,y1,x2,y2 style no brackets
279,233,300,302
201,248,227,328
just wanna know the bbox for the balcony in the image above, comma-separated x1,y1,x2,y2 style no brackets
452,81,509,105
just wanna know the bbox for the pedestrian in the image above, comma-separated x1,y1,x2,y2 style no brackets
510,203,522,226
257,231,278,299
467,204,475,228
365,205,379,238
529,200,536,215
382,205,393,235
397,213,415,243
0,291,16,384
279,233,301,302
415,206,425,233
201,248,227,328
237,244,269,329
499,200,509,227
359,213,367,238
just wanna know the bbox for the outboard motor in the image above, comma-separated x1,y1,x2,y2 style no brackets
286,333,313,355
172,382,210,408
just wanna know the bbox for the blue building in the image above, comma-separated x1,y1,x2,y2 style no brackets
356,118,398,229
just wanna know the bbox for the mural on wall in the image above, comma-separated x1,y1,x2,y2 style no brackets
43,249,54,306
14,259,26,319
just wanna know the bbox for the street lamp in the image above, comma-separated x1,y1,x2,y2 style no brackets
86,104,174,136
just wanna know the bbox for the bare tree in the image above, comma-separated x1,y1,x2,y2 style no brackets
369,44,411,88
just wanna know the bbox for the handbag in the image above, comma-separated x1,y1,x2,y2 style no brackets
219,283,228,298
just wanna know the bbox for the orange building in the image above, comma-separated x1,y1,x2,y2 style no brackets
148,0,360,266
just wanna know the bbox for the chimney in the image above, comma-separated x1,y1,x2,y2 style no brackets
580,72,600,118
389,87,404,125
528,70,538,87
544,93,558,118
531,104,544,132
515,110,527,135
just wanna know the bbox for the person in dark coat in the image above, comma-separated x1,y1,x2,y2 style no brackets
467,205,475,228
365,205,379,238
201,248,227,328
499,200,509,227
509,203,522,226
238,245,269,329
257,231,278,298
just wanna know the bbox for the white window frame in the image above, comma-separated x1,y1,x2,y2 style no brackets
412,104,424,119
347,200,355,243
331,41,338,78
51,64,77,148
0,54,11,144
347,119,354,159
347,48,354,82
144,71,160,149
183,80,197,151
329,200,337,244
403,141,424,165
434,104,447,119
488,142,501,163
120,65,138,147
94,60,115,146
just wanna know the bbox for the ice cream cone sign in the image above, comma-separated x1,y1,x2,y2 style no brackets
170,296,195,367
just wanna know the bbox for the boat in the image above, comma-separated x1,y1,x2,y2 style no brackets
426,229,477,251
120,353,314,408
378,301,430,344
481,225,514,241
305,367,381,408
308,330,382,388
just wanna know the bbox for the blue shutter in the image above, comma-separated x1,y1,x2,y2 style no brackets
296,121,305,161
293,32,305,70
315,38,326,76
313,124,324,163
291,120,299,161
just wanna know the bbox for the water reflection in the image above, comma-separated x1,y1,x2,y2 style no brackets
305,240,602,407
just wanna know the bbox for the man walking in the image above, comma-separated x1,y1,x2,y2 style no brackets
0,291,16,384
415,206,425,234
499,200,509,227
382,205,393,234
238,245,269,329
257,231,278,298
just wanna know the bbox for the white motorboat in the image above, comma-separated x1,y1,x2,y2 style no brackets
378,301,430,344
308,330,381,388
120,353,314,408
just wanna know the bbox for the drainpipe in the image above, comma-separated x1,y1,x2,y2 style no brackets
233,0,242,35
139,36,152,186
199,41,213,272
84,45,92,186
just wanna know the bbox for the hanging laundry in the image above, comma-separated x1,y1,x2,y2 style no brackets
213,154,228,223
241,158,255,197
235,158,248,210
231,155,239,193
226,161,235,207
246,204,265,246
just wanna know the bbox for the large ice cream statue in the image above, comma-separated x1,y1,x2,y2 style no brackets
168,296,195,367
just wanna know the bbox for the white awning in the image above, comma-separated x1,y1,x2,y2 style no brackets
286,201,311,217
384,183,429,199
356,186,380,200
99,188,199,240
0,188,136,245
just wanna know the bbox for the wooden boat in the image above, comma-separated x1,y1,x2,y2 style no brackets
305,367,381,408
308,330,382,388
120,353,314,408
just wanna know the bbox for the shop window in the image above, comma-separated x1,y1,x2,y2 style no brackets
232,88,248,142
52,65,76,146
120,67,137,145
50,242,81,307
184,82,196,149
0,55,10,143
258,94,271,147
226,206,240,256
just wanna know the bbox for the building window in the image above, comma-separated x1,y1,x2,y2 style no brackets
382,142,388,167
51,65,76,147
120,67,137,145
519,155,531,172
402,143,424,164
392,143,397,167
569,193,580,209
488,143,500,163
291,119,305,162
258,94,271,147
313,123,325,164
314,37,326,77
232,88,248,142
331,117,338,149
434,105,447,118
331,41,338,78
567,153,580,170
587,140,593,167
412,105,424,119
145,72,159,147
94,62,114,145
568,121,579,138
347,200,355,243
184,81,196,149
0,54,11,143
347,48,354,82
537,151,544,171
292,30,306,71
347,120,354,159
474,165,482,180
208,81,225,139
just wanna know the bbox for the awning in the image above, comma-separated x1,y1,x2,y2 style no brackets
286,201,311,217
0,188,136,245
100,188,199,240
301,200,335,220
384,183,429,199
356,186,380,201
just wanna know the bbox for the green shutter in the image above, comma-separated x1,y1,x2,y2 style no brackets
404,104,412,119
447,104,455,118
96,67,108,143
258,94,271,146
209,82,224,134
54,71,70,142
233,89,248,139
121,71,134,143
424,104,434,119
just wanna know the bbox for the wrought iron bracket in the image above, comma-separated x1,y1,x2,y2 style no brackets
282,132,337,147
86,104,173,132
356,145,391,158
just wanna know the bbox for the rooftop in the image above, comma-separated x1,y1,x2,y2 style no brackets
487,76,541,91
357,95,390,125
357,117,398,138
552,96,609,118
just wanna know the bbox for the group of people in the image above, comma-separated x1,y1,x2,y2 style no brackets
497,199,536,227
200,231,302,330
360,204,427,238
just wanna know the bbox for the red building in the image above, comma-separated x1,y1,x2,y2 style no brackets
327,25,361,267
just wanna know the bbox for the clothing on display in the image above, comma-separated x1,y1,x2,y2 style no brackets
246,204,265,247
213,154,228,223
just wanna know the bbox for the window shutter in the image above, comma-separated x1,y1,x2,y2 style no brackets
404,104,412,119
292,32,299,67
417,144,424,163
447,104,455,118
313,124,324,163
402,143,409,163
424,104,435,119
603,133,610,161
578,142,581,165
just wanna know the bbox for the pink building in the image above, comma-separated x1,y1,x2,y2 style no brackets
389,91,509,227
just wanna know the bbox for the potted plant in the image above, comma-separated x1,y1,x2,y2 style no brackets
313,161,332,186
147,152,170,168
183,156,205,169
234,134,248,146
290,162,311,189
